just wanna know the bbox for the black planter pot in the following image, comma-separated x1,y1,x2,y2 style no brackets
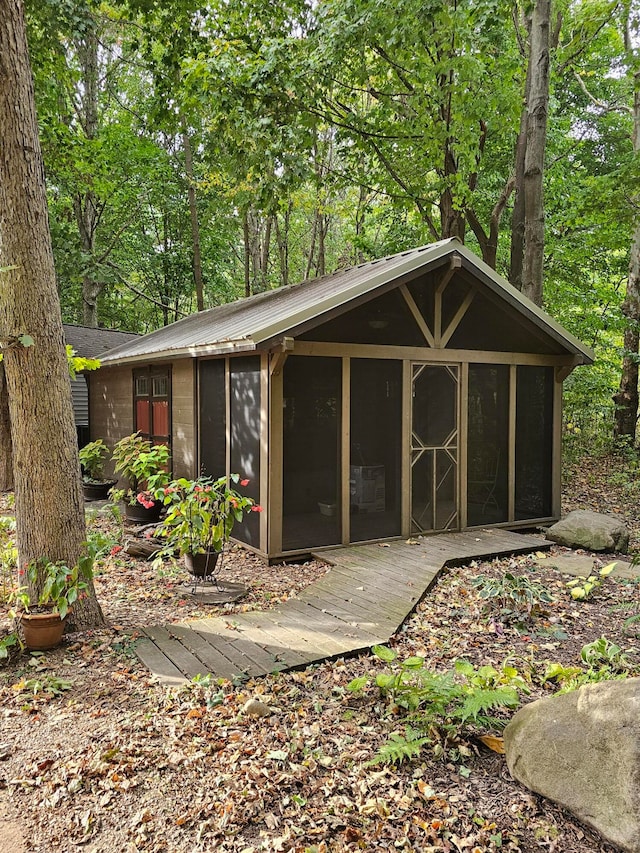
184,549,220,577
82,479,117,501
125,501,162,524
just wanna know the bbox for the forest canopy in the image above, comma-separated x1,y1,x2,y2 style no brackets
23,0,640,447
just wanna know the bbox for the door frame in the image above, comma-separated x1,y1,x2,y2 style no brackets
407,360,461,535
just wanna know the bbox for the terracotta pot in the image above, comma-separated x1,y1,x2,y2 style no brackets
82,479,117,501
20,611,66,651
125,501,162,523
184,549,220,577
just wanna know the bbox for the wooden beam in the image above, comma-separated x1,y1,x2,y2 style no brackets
508,365,517,522
459,362,469,530
292,340,578,367
555,364,575,383
436,255,462,296
269,351,289,377
268,364,284,555
552,369,563,519
434,256,462,347
401,360,412,538
399,284,435,347
259,353,269,553
224,358,231,478
341,358,350,545
440,288,475,348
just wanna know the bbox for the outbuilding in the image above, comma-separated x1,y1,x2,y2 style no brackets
91,239,593,560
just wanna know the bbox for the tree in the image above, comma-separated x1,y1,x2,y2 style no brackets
0,0,103,628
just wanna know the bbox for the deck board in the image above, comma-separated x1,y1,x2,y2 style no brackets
135,529,550,683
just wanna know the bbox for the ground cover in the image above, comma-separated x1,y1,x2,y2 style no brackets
0,453,638,852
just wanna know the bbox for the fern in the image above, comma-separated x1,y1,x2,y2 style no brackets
458,686,519,722
369,727,431,766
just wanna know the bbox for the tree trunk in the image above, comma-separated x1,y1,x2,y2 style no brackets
0,0,103,629
75,29,102,327
521,0,551,306
242,211,251,298
510,103,529,289
182,129,205,312
613,50,640,442
613,221,640,442
0,362,13,492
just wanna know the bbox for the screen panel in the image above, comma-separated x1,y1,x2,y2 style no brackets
515,366,553,520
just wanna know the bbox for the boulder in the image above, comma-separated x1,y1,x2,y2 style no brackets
504,678,640,852
546,510,629,553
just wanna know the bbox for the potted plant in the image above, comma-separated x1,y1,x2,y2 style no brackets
9,555,92,650
110,433,170,522
153,474,260,576
79,439,117,501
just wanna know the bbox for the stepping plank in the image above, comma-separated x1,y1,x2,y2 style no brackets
188,618,286,676
270,602,358,656
167,624,246,680
135,637,187,685
141,625,209,680
228,616,315,668
238,611,335,658
283,599,382,647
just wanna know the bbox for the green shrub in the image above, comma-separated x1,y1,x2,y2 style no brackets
347,646,529,764
471,571,555,624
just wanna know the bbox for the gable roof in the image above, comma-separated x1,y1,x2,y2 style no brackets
99,239,594,366
63,324,139,358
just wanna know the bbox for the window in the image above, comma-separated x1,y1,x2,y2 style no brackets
134,367,171,446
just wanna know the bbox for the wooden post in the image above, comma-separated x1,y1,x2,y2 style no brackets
508,365,517,521
552,368,563,519
402,361,412,537
259,353,269,553
341,358,350,544
268,361,284,556
459,362,469,529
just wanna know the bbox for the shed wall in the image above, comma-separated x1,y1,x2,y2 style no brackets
171,359,196,478
89,365,133,477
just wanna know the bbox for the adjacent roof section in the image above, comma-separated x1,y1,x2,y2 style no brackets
63,324,139,358
98,240,594,366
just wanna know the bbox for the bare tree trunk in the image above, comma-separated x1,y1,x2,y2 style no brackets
274,203,290,287
0,362,13,492
242,211,251,298
510,100,529,288
182,129,205,311
0,0,103,628
75,28,102,327
614,221,640,441
521,0,551,306
614,35,640,442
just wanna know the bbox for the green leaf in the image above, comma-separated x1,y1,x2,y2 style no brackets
18,334,34,347
347,675,368,692
372,645,396,662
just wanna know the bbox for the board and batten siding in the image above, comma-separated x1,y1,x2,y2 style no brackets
170,358,196,478
89,364,133,479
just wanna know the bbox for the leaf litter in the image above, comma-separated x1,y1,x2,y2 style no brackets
0,455,638,852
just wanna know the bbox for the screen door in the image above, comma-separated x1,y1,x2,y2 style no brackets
411,363,459,532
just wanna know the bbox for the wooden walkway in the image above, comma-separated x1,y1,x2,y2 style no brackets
135,529,550,684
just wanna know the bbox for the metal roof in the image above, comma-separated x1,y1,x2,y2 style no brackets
63,324,139,358
99,239,594,366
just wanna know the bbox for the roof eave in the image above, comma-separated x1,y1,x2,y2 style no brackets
100,338,257,366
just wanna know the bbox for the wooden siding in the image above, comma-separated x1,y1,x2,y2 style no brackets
89,365,133,479
171,359,196,477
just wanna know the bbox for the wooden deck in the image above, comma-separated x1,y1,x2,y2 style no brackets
134,529,550,684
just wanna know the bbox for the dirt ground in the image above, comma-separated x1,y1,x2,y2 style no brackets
0,453,638,852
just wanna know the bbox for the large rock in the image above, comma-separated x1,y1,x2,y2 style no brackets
504,678,640,852
546,510,629,553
